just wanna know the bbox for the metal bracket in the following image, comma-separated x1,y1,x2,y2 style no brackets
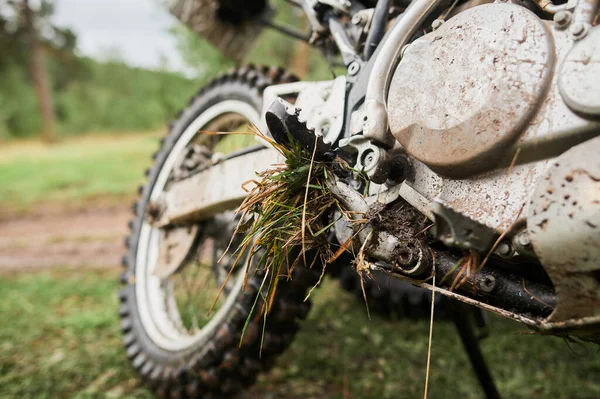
319,0,352,12
327,175,432,276
330,18,362,67
301,0,352,35
338,135,391,183
262,77,347,145
431,201,497,252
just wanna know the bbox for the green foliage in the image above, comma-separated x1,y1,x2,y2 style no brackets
0,57,198,139
0,64,42,138
0,0,64,70
170,24,233,79
0,0,339,139
246,0,335,80
0,0,92,138
0,1,199,139
54,59,197,135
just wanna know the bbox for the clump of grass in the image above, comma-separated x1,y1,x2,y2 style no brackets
218,127,349,315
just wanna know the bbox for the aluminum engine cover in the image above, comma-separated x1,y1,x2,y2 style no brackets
388,3,553,177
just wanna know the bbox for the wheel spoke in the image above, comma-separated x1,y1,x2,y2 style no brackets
156,113,257,335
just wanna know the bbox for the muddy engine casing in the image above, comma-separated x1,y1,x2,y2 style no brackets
387,3,600,326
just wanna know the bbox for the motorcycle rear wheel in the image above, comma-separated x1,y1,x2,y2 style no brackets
119,66,320,398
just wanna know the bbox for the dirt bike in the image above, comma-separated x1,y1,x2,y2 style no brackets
119,0,600,397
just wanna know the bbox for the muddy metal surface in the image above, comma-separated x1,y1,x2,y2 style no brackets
0,204,130,271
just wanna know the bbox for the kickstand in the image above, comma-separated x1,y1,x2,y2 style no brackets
451,303,502,399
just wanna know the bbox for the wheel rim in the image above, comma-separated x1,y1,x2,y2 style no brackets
136,100,261,351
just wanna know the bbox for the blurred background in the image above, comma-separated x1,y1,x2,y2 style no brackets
0,0,598,398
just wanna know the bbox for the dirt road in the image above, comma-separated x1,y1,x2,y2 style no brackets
0,204,131,271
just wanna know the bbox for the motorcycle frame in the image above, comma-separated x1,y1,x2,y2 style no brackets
161,0,600,338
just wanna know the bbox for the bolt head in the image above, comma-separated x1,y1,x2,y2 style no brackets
517,231,531,247
497,242,512,257
431,19,443,30
569,22,588,39
553,11,572,28
480,276,496,293
352,14,363,25
361,149,377,170
348,61,360,76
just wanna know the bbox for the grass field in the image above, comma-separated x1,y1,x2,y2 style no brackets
1,268,599,399
0,133,159,211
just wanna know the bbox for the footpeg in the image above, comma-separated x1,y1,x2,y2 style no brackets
265,98,336,162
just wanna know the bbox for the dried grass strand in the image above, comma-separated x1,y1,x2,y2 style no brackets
478,203,525,273
423,273,436,399
355,230,374,320
301,135,320,268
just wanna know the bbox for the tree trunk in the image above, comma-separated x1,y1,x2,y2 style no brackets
23,0,56,143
